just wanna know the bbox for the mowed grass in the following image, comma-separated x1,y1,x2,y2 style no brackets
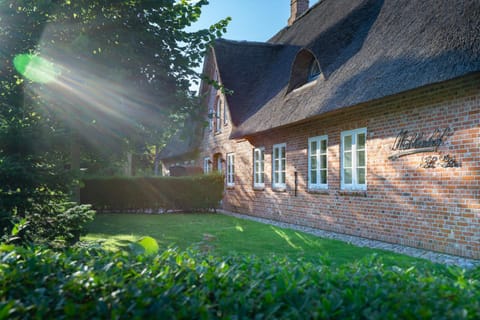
85,213,437,267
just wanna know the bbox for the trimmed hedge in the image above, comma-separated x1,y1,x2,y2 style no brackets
80,174,224,212
1,246,479,319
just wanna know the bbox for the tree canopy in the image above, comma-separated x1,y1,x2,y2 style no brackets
0,0,229,233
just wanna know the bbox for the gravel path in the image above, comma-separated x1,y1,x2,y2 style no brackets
219,210,480,269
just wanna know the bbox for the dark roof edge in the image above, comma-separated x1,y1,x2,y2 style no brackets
230,71,480,140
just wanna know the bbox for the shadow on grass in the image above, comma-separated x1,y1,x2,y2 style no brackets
84,213,440,268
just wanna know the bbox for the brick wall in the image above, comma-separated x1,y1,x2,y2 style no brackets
200,73,480,259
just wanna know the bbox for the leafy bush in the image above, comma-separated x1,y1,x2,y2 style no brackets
80,174,224,212
1,246,479,319
5,202,95,247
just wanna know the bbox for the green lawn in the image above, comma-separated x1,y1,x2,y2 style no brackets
85,213,437,267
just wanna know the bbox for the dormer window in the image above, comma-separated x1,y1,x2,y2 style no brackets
308,59,321,82
287,49,323,93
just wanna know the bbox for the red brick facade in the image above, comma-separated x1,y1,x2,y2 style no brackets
199,73,480,259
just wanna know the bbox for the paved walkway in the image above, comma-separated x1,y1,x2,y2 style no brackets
219,210,480,269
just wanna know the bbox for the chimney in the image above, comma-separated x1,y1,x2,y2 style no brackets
288,0,309,26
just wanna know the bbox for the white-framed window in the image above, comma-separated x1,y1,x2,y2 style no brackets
253,147,265,188
341,128,367,190
203,157,211,174
308,135,328,189
215,98,221,133
272,143,286,189
226,153,235,186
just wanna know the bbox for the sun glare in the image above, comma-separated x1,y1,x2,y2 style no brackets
13,54,60,84
9,7,176,154
16,50,166,153
17,46,168,152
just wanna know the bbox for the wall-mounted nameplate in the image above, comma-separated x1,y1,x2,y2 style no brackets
420,154,460,169
388,127,452,160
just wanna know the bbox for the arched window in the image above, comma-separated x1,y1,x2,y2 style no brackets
287,49,323,93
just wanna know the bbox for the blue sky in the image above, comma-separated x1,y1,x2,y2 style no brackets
189,0,292,42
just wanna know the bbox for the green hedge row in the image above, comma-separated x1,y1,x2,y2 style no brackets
80,174,224,212
1,245,479,319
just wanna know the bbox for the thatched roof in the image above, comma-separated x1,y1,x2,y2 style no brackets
158,132,196,161
213,0,480,138
214,41,300,126
158,118,201,161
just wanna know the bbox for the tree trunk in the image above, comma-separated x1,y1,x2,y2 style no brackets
70,133,80,202
154,145,160,176
125,152,133,176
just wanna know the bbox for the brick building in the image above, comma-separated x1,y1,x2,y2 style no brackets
160,0,480,258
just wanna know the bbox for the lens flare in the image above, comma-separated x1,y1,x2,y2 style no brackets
13,54,60,83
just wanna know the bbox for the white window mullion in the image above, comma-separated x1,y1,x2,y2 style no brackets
308,136,328,189
316,141,319,184
227,153,234,186
272,143,286,189
253,148,265,188
341,128,366,190
203,157,211,174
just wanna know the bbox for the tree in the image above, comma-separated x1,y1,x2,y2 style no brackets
0,0,229,235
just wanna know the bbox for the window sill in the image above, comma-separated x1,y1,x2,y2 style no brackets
226,185,235,190
307,189,329,195
338,190,367,197
272,187,287,193
253,186,265,191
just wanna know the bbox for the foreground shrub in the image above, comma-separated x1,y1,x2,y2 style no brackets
80,174,224,212
1,246,479,319
5,202,95,247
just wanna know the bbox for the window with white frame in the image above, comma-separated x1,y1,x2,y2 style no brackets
272,143,286,189
253,147,265,188
215,98,221,133
341,128,367,190
308,135,328,189
203,157,211,174
226,153,235,186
